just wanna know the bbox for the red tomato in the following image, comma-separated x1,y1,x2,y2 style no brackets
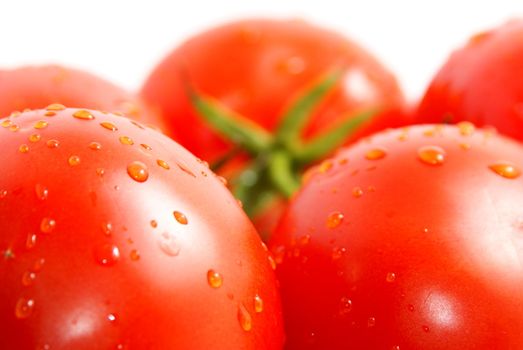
0,65,162,129
416,19,523,141
0,107,283,349
140,18,408,237
270,123,523,349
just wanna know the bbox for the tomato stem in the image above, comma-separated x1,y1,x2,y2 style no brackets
268,149,300,198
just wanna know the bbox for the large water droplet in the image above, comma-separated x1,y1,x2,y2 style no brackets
417,145,446,165
207,269,223,288
46,103,66,111
40,218,56,233
238,303,253,331
326,211,344,229
127,161,149,182
119,136,134,145
100,122,118,131
35,184,49,200
173,211,188,225
15,298,35,319
73,110,95,120
488,162,521,179
254,294,264,313
365,148,387,160
34,120,48,129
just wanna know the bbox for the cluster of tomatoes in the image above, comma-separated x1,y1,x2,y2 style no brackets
1,18,523,349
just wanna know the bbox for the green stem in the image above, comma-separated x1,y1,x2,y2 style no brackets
268,149,300,198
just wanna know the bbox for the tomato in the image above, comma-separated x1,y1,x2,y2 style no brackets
270,123,523,349
416,19,523,141
140,18,408,237
0,107,284,349
0,65,162,129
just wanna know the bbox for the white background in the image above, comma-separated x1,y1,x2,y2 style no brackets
0,1,522,101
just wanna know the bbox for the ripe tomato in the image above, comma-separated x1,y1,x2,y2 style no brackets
270,123,523,349
0,65,161,129
0,107,283,349
140,18,408,237
416,19,523,141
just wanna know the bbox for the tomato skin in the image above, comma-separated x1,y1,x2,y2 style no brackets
270,124,523,349
416,19,523,140
0,65,161,128
140,18,405,163
0,109,283,349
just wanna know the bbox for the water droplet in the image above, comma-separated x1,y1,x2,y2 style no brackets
107,313,117,322
34,120,48,129
140,144,152,151
44,111,56,117
130,249,140,261
101,222,113,236
238,303,252,331
150,220,158,228
100,122,118,131
73,110,95,120
29,134,41,143
32,258,45,272
391,346,401,350
159,232,180,256
157,159,170,170
207,269,223,288
46,139,60,148
15,298,35,319
46,103,66,111
26,233,37,249
417,145,446,165
365,148,387,160
68,155,81,166
40,217,56,233
352,187,363,198
96,168,105,177
89,142,102,150
408,304,415,312
318,160,333,173
1,119,12,128
22,271,37,286
127,161,149,182
331,247,347,260
94,244,120,266
173,211,188,225
422,325,430,332
339,297,352,315
0,190,7,198
267,255,277,270
254,294,264,313
326,211,344,229
9,124,20,132
488,162,521,179
457,121,475,136
119,136,134,145
367,317,376,328
386,272,396,283
35,184,48,200
19,144,29,153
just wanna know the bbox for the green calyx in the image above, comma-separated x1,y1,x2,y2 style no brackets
187,69,375,218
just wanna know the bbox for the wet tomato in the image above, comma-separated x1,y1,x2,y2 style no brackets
0,107,283,349
0,65,161,128
416,19,523,141
270,123,523,349
140,18,407,238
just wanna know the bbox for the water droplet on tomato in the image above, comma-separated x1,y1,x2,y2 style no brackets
157,159,170,170
21,271,37,286
457,121,475,136
32,258,45,272
9,124,20,132
207,269,223,288
318,160,333,173
89,142,102,150
1,119,12,128
365,148,387,160
95,244,120,266
127,161,149,182
46,103,66,111
150,220,158,228
40,218,56,233
267,255,277,270
101,222,113,236
19,144,29,153
140,144,152,151
158,232,180,257
46,139,60,148
107,313,117,322
0,190,7,199
119,136,134,145
417,145,446,165
339,297,352,315
96,168,105,177
34,120,48,129
352,187,363,198
238,303,252,331
367,317,376,327
331,247,347,260
35,184,48,200
408,304,415,312
73,110,95,120
68,155,81,166
422,325,430,332
130,249,140,261
173,211,188,225
488,162,521,179
26,233,37,249
100,121,117,131
29,134,41,143
254,294,264,313
386,272,396,283
326,211,344,229
15,298,35,319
